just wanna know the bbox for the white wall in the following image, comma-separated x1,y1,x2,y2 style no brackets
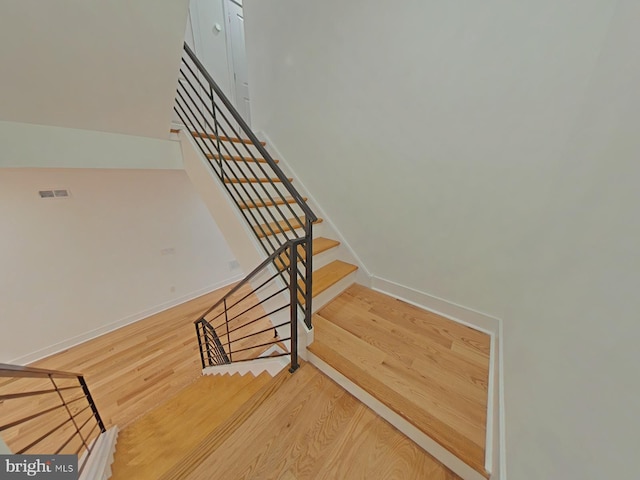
0,168,241,364
244,0,640,478
0,121,183,169
0,0,189,139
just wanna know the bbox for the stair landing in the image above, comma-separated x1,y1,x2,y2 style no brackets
308,284,491,477
109,372,272,479
168,363,460,480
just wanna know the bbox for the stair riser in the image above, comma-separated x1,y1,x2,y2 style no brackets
309,270,358,314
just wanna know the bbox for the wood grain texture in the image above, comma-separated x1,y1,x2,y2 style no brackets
110,372,272,479
159,366,294,480
183,364,460,480
0,283,278,453
274,237,340,271
224,177,293,184
298,260,358,304
252,216,322,239
238,196,307,210
191,132,266,146
308,284,490,477
205,152,278,164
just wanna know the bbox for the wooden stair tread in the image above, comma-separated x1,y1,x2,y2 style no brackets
224,177,292,184
166,364,459,480
253,216,322,239
157,366,294,480
308,285,491,478
298,260,358,304
274,237,340,270
238,196,307,210
205,153,278,164
192,131,266,146
110,371,272,479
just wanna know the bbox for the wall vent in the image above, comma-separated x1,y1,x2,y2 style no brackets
39,189,70,199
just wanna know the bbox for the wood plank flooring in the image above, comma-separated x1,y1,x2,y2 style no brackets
308,284,491,477
110,372,272,479
0,283,278,454
178,364,460,480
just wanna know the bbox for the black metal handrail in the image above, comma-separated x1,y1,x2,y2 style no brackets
195,238,304,373
175,43,317,369
181,44,315,222
0,364,106,473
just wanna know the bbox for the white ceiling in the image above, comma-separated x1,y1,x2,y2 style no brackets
0,0,189,139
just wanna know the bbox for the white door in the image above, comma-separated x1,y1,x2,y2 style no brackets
225,0,251,127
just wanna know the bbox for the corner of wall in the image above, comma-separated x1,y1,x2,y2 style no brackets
369,275,506,479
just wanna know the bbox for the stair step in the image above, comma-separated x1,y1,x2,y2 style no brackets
205,153,278,164
299,260,358,303
157,366,293,480
238,196,307,210
253,216,322,239
274,237,340,270
308,285,492,478
110,372,272,479
192,131,266,146
224,176,293,184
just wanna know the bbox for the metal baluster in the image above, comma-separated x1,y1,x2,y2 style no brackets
289,242,300,373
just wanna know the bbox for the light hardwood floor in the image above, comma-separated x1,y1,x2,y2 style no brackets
0,283,275,455
1,282,475,479
308,284,491,477
171,364,460,480
110,372,273,479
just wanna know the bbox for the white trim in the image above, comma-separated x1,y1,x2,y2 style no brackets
256,131,374,283
370,276,499,335
0,436,11,454
8,276,243,366
498,318,507,479
78,427,119,480
203,349,289,377
308,351,486,480
485,333,496,473
370,274,506,479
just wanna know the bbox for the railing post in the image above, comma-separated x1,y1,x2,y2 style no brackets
289,242,300,373
224,298,233,363
211,85,222,173
50,375,89,452
78,376,106,434
195,321,206,369
304,219,314,329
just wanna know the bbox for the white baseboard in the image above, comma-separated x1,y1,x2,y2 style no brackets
370,276,499,335
9,276,243,366
370,275,506,479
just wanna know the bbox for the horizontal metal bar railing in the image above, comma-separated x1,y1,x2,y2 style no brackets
0,363,106,473
194,239,303,372
177,43,313,371
181,43,316,224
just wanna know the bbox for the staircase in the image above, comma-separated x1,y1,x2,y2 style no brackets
110,363,461,480
171,42,493,479
308,284,491,479
174,42,360,377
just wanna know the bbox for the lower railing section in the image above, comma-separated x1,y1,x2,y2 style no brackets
195,239,304,373
0,364,106,474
